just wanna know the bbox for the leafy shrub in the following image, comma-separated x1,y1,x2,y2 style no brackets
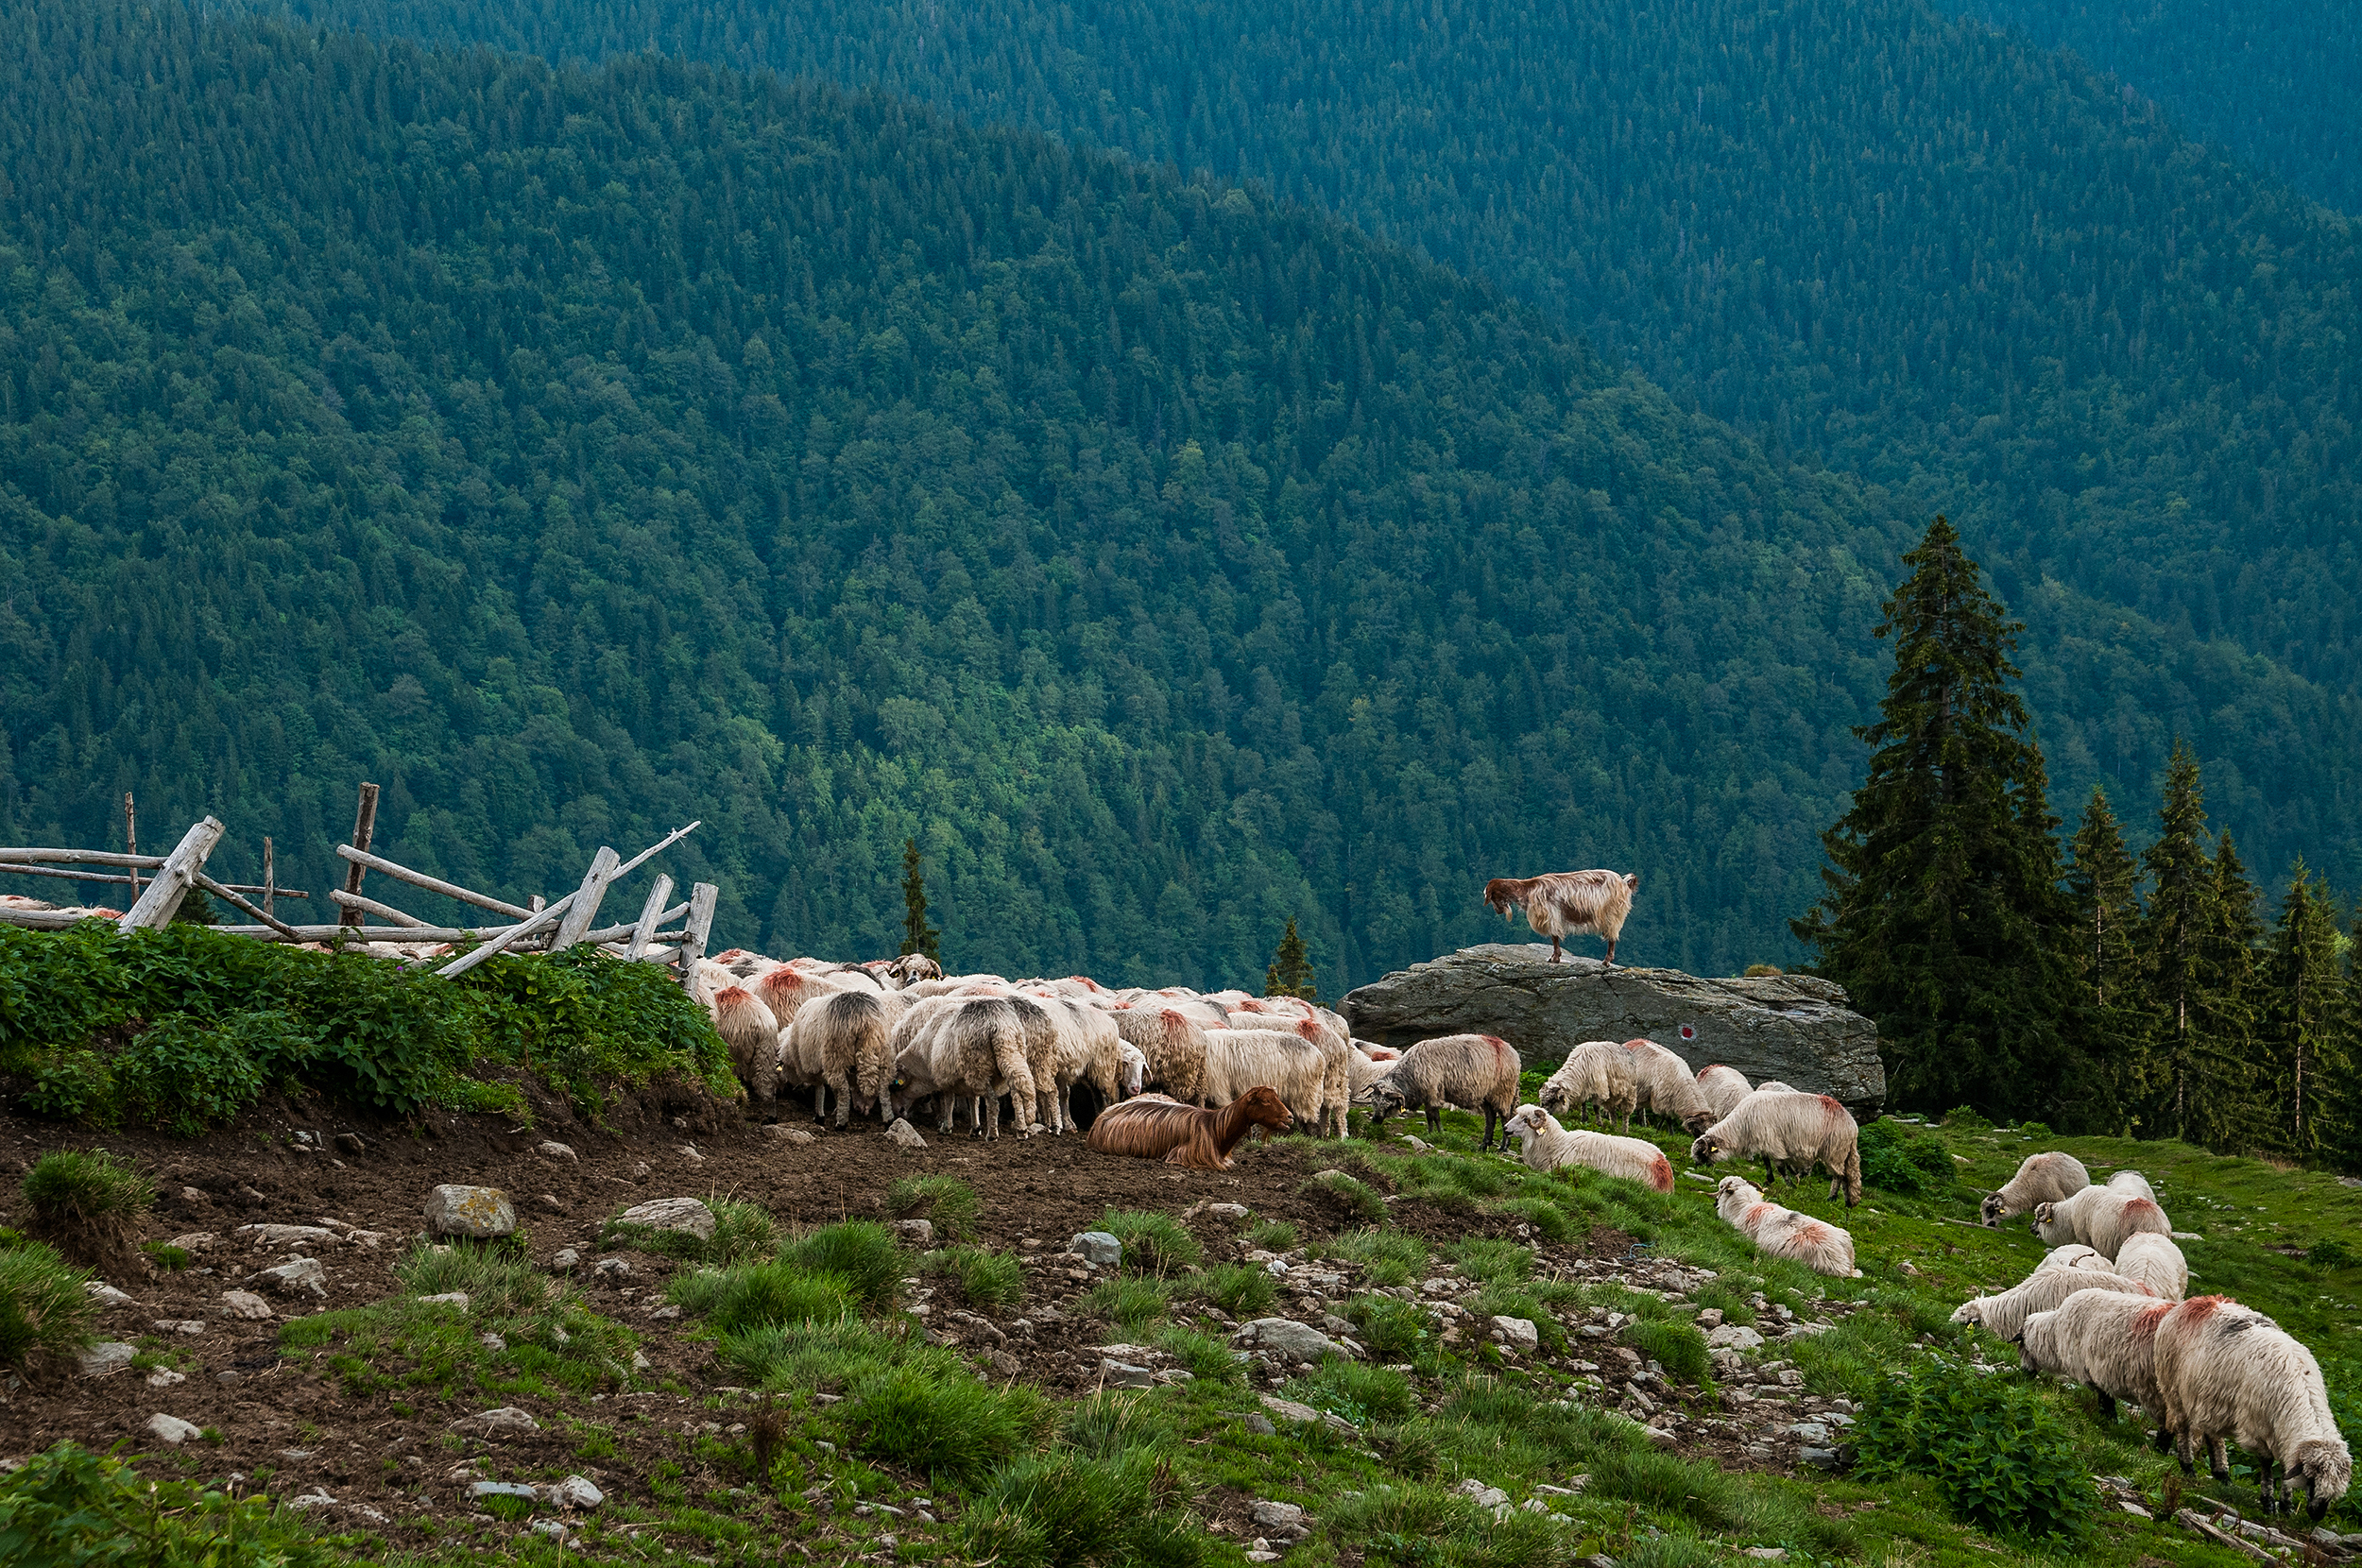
22,1150,152,1271
1628,1319,1711,1384
1858,1118,1959,1198
670,1262,857,1333
2013,1120,2053,1138
887,1175,980,1241
114,1010,307,1135
1094,1210,1202,1275
923,1247,1026,1311
1301,1169,1387,1222
0,1239,94,1369
22,1050,114,1123
1940,1106,1993,1131
789,1221,901,1311
1854,1357,2090,1540
0,1442,330,1567
848,1360,1047,1482
1184,1263,1275,1318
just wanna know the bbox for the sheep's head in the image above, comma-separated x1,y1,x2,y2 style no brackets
1689,1132,1728,1166
1948,1300,1984,1326
1977,1190,2006,1226
1535,1079,1572,1116
2293,1439,2353,1521
1504,1104,1547,1141
1680,1108,1717,1134
1364,1078,1407,1122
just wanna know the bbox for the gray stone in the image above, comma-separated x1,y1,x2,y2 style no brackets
547,1474,602,1509
1206,1202,1250,1219
85,1282,135,1307
1491,1316,1539,1353
146,1367,186,1389
423,1185,516,1239
454,1406,540,1437
762,1124,817,1146
470,1481,539,1502
236,1224,337,1249
152,1320,205,1336
885,1118,928,1150
892,1219,934,1248
537,1141,576,1162
251,1257,327,1298
219,1290,273,1321
617,1198,715,1240
1234,1318,1346,1361
1453,1479,1511,1509
550,1249,580,1272
480,1333,507,1352
1069,1231,1122,1267
1102,1359,1157,1389
78,1342,136,1378
145,1413,203,1445
1250,1500,1311,1540
418,1292,470,1310
1706,1324,1765,1351
1241,1413,1277,1435
166,1232,217,1253
1786,1422,1829,1443
594,1258,632,1279
1341,945,1887,1114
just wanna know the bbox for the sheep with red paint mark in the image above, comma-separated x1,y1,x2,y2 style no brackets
1712,1176,1858,1276
1689,1090,1863,1206
1503,1104,1672,1192
2153,1295,2352,1521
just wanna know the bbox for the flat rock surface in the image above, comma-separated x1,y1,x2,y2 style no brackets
1343,945,1887,1114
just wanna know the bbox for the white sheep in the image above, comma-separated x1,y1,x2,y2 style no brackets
2154,1296,2353,1520
2112,1232,2188,1301
2104,1168,2157,1202
1115,1041,1147,1099
1623,1037,1716,1132
1535,1041,1639,1133
1111,1006,1211,1105
781,987,903,1127
1200,1024,1333,1133
1712,1176,1858,1277
1695,1065,1752,1121
711,985,780,1102
2033,1244,2111,1273
1979,1150,2091,1227
2032,1185,2171,1258
1690,1091,1863,1206
887,995,1038,1138
1949,1264,2155,1340
1502,1104,1673,1192
1362,1033,1523,1150
2017,1287,2175,1427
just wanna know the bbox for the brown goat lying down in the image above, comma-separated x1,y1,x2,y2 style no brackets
1086,1086,1293,1169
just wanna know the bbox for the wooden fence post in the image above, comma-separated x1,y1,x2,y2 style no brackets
338,783,380,929
550,847,622,951
117,818,226,931
678,882,718,983
625,874,676,961
263,837,274,917
124,793,139,902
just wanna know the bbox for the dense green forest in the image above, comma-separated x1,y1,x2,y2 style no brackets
2,0,2353,994
1939,0,2362,215
254,0,2362,906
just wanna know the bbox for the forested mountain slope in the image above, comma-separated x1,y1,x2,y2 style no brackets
1938,0,2362,215
0,0,2350,992
266,0,2362,870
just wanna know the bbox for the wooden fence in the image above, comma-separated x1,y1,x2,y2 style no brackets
0,785,718,984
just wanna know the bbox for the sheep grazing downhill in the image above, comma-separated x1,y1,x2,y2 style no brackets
1948,1263,2155,1340
2018,1287,2176,1428
1363,1033,1523,1150
1689,1091,1863,1206
1979,1150,2092,1226
1502,1104,1672,1192
887,995,1038,1139
2153,1296,2353,1520
2032,1185,2172,1258
2034,1244,2112,1273
2104,1167,2157,1202
1712,1176,1859,1276
1696,1065,1752,1121
1536,1041,1638,1132
2112,1232,2189,1301
1623,1037,1716,1133
1481,869,1639,965
1086,1086,1294,1169
711,986,781,1102
1110,1006,1210,1106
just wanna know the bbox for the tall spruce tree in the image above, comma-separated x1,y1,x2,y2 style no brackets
2191,833,2268,1147
1265,918,1319,1002
2265,862,2346,1155
2066,786,2143,1127
1792,517,2083,1121
898,838,941,963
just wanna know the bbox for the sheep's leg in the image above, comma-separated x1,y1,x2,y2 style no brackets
827,1067,853,1129
1763,1154,1777,1188
813,1083,828,1120
2209,1437,2230,1482
2094,1390,2116,1423
2261,1457,2280,1515
1426,1105,1443,1137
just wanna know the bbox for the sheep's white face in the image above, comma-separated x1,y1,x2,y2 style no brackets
1504,1105,1545,1141
1948,1301,1982,1325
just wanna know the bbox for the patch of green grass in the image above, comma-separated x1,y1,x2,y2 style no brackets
0,1237,94,1369
847,1358,1049,1483
959,1449,1202,1568
1301,1168,1388,1222
1627,1319,1711,1384
714,1316,906,1392
1061,1391,1175,1457
22,1149,152,1270
787,1220,901,1311
141,1242,191,1271
1286,1360,1415,1425
1343,1293,1433,1363
397,1240,550,1315
887,1174,981,1241
1148,1325,1243,1383
669,1261,858,1333
1182,1263,1275,1318
1093,1209,1202,1275
922,1246,1026,1311
601,1198,776,1266
1486,1194,1575,1241
1324,1226,1429,1287
1445,1237,1532,1285
1080,1275,1172,1330
1241,1219,1298,1252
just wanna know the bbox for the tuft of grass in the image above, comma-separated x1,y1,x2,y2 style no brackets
1148,1324,1243,1383
847,1357,1048,1483
601,1198,775,1265
1287,1359,1415,1425
669,1261,857,1334
141,1243,190,1271
1241,1219,1298,1252
1344,1293,1434,1363
787,1220,901,1311
1446,1237,1532,1285
717,1317,905,1393
887,1174,980,1241
1080,1274,1172,1330
0,1238,94,1369
1627,1319,1712,1385
1182,1263,1275,1318
396,1242,550,1316
1326,1227,1429,1287
1061,1392,1174,1457
1487,1194,1575,1242
1301,1169,1388,1222
958,1450,1201,1568
1093,1210,1202,1275
922,1246,1026,1312
22,1150,152,1272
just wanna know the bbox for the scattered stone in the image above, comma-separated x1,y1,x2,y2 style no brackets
1490,1316,1539,1354
77,1343,136,1378
631,1350,652,1372
1694,1308,1724,1328
152,1320,205,1337
675,1145,706,1165
1741,1551,1789,1562
179,1186,213,1208
287,1490,336,1510
333,1132,367,1156
550,1249,580,1272
1453,1479,1510,1509
480,1333,507,1352
145,1414,204,1445
1234,1318,1347,1361
220,1290,273,1321
1205,1202,1250,1219
537,1141,576,1162
594,1257,632,1279
86,1283,135,1307
470,1481,539,1502
548,1475,603,1509
1785,1422,1829,1444
1705,1324,1765,1352
215,1371,241,1385
1069,1232,1122,1267
235,1185,266,1207
892,1219,934,1248
1250,1500,1312,1541
529,1521,568,1542
617,1198,716,1240
146,1368,186,1389
452,1406,541,1438
1400,1135,1432,1152
166,1232,216,1253
762,1124,817,1146
2118,1500,2153,1518
423,1185,516,1239
650,1305,681,1321
1155,1368,1195,1385
236,1224,337,1249
1102,1359,1157,1389
537,1195,564,1212
885,1118,927,1150
250,1258,328,1298
1241,1413,1277,1436
418,1292,470,1311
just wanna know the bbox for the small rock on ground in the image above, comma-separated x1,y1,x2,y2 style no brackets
145,1414,203,1445
219,1290,273,1321
537,1141,576,1161
616,1198,715,1240
885,1118,927,1149
77,1343,135,1378
1069,1231,1121,1266
422,1185,515,1239
891,1219,934,1248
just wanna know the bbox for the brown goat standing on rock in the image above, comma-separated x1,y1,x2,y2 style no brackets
1483,869,1639,964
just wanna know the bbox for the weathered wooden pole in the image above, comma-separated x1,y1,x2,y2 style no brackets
263,837,274,917
625,874,676,961
338,783,380,929
678,881,719,984
117,817,226,931
124,793,139,902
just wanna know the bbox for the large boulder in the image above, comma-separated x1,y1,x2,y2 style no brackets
1342,945,1885,1116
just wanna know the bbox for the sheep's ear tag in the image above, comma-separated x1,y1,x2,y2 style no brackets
1679,1025,1696,1041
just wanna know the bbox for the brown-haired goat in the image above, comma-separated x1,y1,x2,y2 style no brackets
1086,1087,1293,1169
1482,869,1639,964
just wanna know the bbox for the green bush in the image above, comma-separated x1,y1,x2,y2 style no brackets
1940,1106,1992,1132
1184,1263,1275,1318
22,1150,152,1271
0,1239,94,1369
2307,1238,2355,1271
1094,1210,1202,1275
0,1442,330,1567
789,1221,901,1311
1291,1360,1414,1424
1241,1219,1299,1252
1858,1118,1959,1198
848,1360,1046,1482
923,1247,1026,1311
1854,1357,2091,1541
887,1175,980,1241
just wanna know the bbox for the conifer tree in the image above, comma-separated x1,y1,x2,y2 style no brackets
2265,862,2346,1155
1792,517,2083,1121
898,838,941,963
2188,832,2267,1147
1264,917,1319,1002
2065,785,2142,1126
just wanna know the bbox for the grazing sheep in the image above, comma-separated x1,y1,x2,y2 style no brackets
2018,1287,2175,1425
711,986,781,1102
782,988,900,1128
2034,1244,2111,1273
1751,1081,1797,1096
2153,1296,2353,1519
1201,1025,1333,1134
1502,1104,1673,1192
1086,1086,1294,1169
1979,1150,2092,1227
1110,1006,1210,1107
2032,1185,2172,1258
2104,1168,2157,1202
1712,1176,1859,1277
1535,1041,1639,1133
1690,1091,1863,1206
1696,1065,1752,1121
1362,1033,1523,1150
750,963,848,1034
2112,1232,2189,1301
887,995,1038,1138
1949,1265,2156,1340
1623,1037,1716,1133
688,956,740,1008
1482,869,1640,964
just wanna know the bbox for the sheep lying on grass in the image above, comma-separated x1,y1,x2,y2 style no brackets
1536,1041,1638,1133
1363,1033,1523,1150
2154,1295,2353,1520
1086,1087,1293,1169
1712,1176,1858,1276
1979,1150,2090,1227
2032,1183,2170,1258
1689,1091,1862,1206
1501,1104,1672,1192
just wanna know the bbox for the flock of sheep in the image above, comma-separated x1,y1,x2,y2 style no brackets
1960,1151,2351,1521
